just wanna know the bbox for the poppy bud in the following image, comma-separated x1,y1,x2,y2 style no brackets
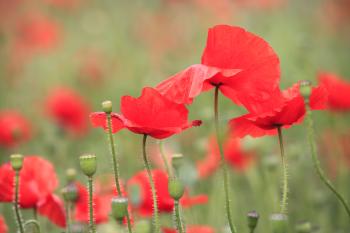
79,154,97,177
247,210,259,231
168,179,185,200
66,168,77,183
111,196,128,220
270,213,288,233
295,221,311,233
172,153,184,171
102,100,112,114
134,220,151,233
10,154,24,171
62,183,78,202
299,80,312,100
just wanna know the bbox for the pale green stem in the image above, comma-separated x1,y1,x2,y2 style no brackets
159,141,172,178
13,170,25,233
214,86,237,233
24,220,41,233
277,127,288,215
142,134,160,233
305,105,350,218
88,176,96,233
174,200,184,233
106,113,133,232
65,201,72,233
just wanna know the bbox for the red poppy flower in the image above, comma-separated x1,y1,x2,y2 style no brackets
318,72,350,111
127,169,208,217
0,156,65,227
46,87,90,135
0,216,7,233
0,110,31,148
163,225,215,233
90,87,201,139
74,176,130,224
230,83,328,138
156,25,280,112
197,136,253,178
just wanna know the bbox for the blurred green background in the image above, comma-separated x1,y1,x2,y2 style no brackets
0,0,350,232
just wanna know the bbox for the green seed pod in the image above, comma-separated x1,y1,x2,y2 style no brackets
172,153,184,171
10,154,24,171
62,183,78,202
295,221,312,233
247,210,259,231
79,154,97,177
111,196,129,220
270,213,288,233
168,179,185,200
102,100,113,114
299,80,312,100
66,168,77,183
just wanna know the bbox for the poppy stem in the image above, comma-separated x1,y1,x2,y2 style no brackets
106,113,133,233
13,170,25,233
142,134,160,233
88,176,96,233
174,200,184,233
213,86,237,233
277,127,288,215
305,105,350,218
24,220,41,233
159,141,172,178
65,201,72,233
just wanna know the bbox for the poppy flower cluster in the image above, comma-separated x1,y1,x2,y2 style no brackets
0,156,66,227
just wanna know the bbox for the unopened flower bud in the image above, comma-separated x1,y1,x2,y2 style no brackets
295,221,311,233
172,153,184,171
168,179,185,200
270,213,288,233
102,100,113,114
111,196,128,220
247,211,259,231
10,154,24,171
299,80,312,100
66,168,77,183
79,154,97,177
62,183,78,202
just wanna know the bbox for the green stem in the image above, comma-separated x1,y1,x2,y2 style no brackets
13,170,25,233
159,141,172,178
174,200,184,233
277,127,288,215
65,201,72,233
106,113,133,233
88,176,96,233
305,105,350,218
142,134,160,233
213,86,237,233
24,220,41,233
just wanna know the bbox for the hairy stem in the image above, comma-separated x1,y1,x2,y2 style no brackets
305,105,350,218
65,201,71,233
13,170,25,233
277,127,288,215
142,134,160,233
174,200,184,233
214,86,237,233
88,177,96,233
106,113,133,232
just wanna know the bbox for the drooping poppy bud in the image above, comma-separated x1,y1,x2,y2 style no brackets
168,179,185,201
247,210,259,232
111,196,129,220
10,154,24,171
79,154,97,177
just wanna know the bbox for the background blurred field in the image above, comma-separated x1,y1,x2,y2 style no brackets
1,0,350,232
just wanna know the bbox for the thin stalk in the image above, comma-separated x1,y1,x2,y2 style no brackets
13,170,25,233
159,141,172,178
33,207,38,220
88,177,96,233
174,200,184,233
213,86,237,233
142,134,160,233
305,105,350,218
106,113,133,232
24,220,41,233
277,127,288,215
65,201,72,233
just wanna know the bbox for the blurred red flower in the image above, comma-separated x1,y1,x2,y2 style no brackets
157,25,280,112
230,83,328,138
0,110,31,148
163,225,215,233
127,169,208,217
90,87,201,139
0,156,65,227
318,72,350,111
46,87,90,135
234,0,285,9
0,216,7,233
74,175,131,224
197,136,253,178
